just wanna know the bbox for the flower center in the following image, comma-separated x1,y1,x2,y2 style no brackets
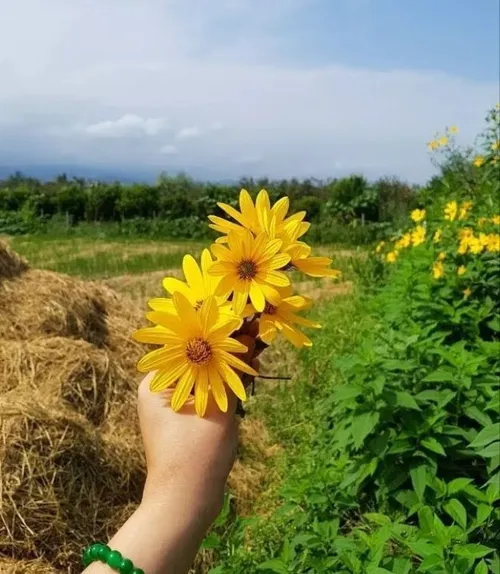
237,259,258,280
185,338,212,365
264,302,277,315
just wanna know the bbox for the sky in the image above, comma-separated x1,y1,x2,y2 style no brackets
0,0,499,183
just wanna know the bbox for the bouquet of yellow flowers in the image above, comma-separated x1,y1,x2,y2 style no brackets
132,189,341,417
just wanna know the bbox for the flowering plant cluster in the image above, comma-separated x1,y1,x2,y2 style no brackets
132,189,340,416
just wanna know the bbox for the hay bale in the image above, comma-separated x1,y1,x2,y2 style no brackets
0,241,29,281
0,557,57,573
0,395,145,572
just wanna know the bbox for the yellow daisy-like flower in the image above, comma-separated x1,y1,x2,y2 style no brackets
395,233,411,250
386,251,398,263
433,229,443,243
458,201,473,220
284,241,342,278
209,230,290,315
439,136,449,147
375,241,385,253
487,234,500,253
449,125,459,134
457,265,467,276
254,286,321,348
464,288,472,298
438,251,446,261
478,233,490,248
492,215,500,225
411,209,426,223
491,141,500,151
133,294,257,416
469,236,483,254
473,155,485,168
411,225,426,246
432,261,445,279
148,250,231,317
209,188,309,247
444,201,458,222
427,140,439,151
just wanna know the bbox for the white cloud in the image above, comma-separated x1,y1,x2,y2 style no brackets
84,114,167,138
175,126,202,140
160,144,177,155
0,0,497,182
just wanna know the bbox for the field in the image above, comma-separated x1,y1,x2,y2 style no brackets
1,106,499,574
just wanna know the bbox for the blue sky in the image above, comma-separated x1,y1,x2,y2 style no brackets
0,0,498,183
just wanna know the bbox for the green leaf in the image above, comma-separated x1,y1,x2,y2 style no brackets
257,559,289,573
487,317,500,331
422,368,456,382
334,385,364,401
444,498,467,530
395,391,421,410
465,406,492,427
366,568,392,574
418,554,443,571
411,464,428,501
476,504,493,525
453,544,494,559
422,437,446,456
474,560,488,574
469,423,500,448
418,506,434,535
351,412,380,449
200,533,221,550
447,478,473,495
476,441,500,458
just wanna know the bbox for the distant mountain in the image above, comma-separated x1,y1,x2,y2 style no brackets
0,163,239,185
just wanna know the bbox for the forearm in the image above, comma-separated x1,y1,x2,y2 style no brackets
83,490,215,574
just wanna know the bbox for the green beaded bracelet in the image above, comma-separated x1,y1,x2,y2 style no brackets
82,542,145,574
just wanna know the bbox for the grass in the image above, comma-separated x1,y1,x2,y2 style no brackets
5,235,206,278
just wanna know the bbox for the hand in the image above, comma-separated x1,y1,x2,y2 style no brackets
84,335,258,574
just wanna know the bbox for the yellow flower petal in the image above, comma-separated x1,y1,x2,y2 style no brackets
182,254,204,296
162,277,196,302
249,280,266,312
217,361,247,402
208,363,228,412
132,326,180,345
171,367,196,412
217,350,258,377
194,368,209,417
258,270,290,287
150,360,187,392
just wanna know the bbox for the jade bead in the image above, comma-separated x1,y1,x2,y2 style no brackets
98,544,111,560
132,568,145,574
119,558,134,574
89,544,103,559
82,547,93,567
108,550,124,569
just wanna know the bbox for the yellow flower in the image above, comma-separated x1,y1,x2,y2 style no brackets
386,251,398,263
444,201,458,222
395,233,411,250
284,241,342,278
457,265,467,276
427,140,438,151
449,125,459,134
439,136,449,146
478,217,488,227
491,141,500,151
375,241,385,253
473,155,485,168
438,251,446,261
458,201,473,220
411,209,426,223
255,286,320,348
433,229,443,243
209,189,309,247
463,288,472,298
411,225,426,246
148,250,231,318
209,230,290,315
487,234,500,253
133,294,257,416
478,232,490,248
432,261,445,279
492,215,500,225
469,236,483,254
